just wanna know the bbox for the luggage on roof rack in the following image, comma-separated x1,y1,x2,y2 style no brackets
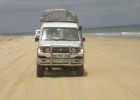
40,9,78,23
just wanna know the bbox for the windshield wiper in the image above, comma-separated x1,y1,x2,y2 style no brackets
43,38,78,41
58,39,78,41
43,37,56,40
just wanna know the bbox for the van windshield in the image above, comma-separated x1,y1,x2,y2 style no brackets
41,27,80,41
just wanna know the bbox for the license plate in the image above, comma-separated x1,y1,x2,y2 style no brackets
52,59,69,64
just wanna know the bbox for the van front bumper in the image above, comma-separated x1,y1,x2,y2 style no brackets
37,53,84,66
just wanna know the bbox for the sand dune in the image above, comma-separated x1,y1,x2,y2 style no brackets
0,35,140,100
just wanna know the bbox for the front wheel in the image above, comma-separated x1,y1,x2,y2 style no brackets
76,66,84,76
37,64,45,77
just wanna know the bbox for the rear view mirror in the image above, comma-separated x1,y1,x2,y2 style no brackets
83,37,85,41
35,37,39,42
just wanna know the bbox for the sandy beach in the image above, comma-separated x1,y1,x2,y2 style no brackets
0,34,140,100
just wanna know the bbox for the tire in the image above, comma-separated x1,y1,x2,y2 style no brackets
35,38,37,42
62,67,70,71
37,64,45,77
76,66,84,76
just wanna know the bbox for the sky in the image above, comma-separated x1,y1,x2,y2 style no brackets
0,0,140,33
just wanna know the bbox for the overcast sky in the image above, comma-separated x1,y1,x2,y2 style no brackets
0,0,140,33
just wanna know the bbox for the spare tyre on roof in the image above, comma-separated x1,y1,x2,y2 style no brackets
40,9,78,23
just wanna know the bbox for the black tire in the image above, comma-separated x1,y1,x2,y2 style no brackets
62,67,70,71
37,64,45,77
48,67,52,71
76,66,84,76
35,38,37,42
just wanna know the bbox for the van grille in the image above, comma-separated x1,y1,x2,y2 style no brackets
52,47,69,53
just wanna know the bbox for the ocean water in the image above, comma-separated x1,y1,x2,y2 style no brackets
1,25,140,38
83,25,140,38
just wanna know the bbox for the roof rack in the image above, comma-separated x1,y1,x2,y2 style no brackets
40,9,78,23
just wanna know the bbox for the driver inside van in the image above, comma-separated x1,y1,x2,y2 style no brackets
48,28,59,37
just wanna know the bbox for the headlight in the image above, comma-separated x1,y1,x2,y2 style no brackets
44,47,50,53
38,46,51,53
71,47,81,53
71,48,76,53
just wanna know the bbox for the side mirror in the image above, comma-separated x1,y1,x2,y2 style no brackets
35,37,39,42
83,37,85,41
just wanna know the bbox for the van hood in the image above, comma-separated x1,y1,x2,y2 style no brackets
39,41,81,47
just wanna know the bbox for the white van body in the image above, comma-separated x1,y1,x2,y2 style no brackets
36,9,85,77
